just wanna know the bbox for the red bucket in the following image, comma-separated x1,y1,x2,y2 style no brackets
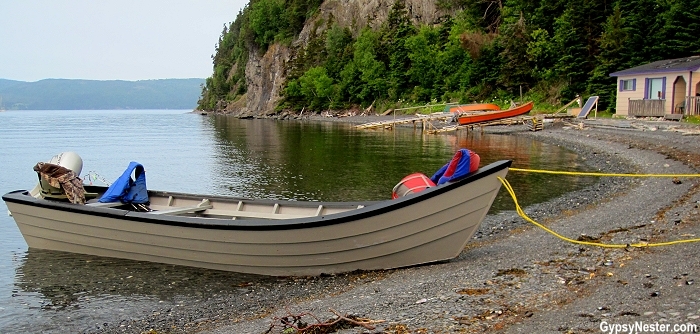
392,173,436,199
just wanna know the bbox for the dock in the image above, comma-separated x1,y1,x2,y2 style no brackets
356,107,575,134
355,113,455,130
426,116,532,134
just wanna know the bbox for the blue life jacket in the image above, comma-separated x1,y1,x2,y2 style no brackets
98,161,149,204
431,149,473,185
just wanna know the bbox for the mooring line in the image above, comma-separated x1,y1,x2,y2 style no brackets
509,167,700,178
497,176,700,248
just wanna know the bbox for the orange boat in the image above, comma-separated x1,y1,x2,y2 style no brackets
457,102,533,125
447,103,500,113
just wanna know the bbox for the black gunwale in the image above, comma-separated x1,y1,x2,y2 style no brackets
3,160,511,231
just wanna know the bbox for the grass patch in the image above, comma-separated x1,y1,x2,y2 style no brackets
682,115,700,124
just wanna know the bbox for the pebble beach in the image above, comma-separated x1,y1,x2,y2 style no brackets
89,116,700,333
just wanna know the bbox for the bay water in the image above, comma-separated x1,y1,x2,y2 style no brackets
0,109,591,332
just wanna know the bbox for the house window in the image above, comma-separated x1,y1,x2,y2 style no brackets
645,78,665,99
620,79,636,91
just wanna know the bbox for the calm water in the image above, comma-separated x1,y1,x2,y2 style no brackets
0,109,592,332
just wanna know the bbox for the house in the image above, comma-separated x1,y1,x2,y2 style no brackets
609,56,700,119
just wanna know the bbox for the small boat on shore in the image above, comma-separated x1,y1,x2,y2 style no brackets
447,103,501,113
457,102,533,125
3,153,511,276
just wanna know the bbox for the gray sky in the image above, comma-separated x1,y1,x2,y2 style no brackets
0,0,248,82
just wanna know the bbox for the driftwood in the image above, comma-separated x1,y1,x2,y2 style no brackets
265,308,384,334
364,100,375,115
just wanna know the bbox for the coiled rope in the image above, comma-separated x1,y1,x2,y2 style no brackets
497,173,700,248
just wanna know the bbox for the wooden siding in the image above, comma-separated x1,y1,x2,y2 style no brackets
615,76,643,115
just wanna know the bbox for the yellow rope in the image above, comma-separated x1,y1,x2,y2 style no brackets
497,176,700,248
509,167,700,178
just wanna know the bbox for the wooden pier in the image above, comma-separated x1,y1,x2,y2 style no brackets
355,113,454,130
426,116,531,134
356,107,574,134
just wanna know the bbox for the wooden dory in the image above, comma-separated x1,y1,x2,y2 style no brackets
447,103,501,113
3,160,511,276
457,101,533,125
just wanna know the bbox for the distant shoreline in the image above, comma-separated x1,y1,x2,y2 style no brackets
0,78,203,110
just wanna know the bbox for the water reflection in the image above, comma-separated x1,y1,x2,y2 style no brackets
452,131,595,210
207,117,460,201
206,117,595,210
14,249,273,310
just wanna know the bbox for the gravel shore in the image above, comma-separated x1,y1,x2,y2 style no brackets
99,116,700,334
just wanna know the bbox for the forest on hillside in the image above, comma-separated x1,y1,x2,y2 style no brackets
197,0,700,113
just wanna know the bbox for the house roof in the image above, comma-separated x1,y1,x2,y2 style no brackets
609,56,700,77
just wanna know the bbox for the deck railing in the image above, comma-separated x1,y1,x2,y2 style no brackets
684,96,700,116
628,99,665,117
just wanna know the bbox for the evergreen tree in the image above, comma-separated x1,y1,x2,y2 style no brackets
552,7,588,99
588,3,628,111
526,28,556,81
324,25,355,80
439,14,476,101
249,0,285,49
382,0,416,100
617,0,666,67
498,8,532,94
405,27,441,101
653,0,700,58
528,0,567,32
351,28,388,105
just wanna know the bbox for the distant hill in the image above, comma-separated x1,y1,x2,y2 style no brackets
0,78,204,110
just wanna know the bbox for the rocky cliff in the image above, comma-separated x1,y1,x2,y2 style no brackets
225,0,449,117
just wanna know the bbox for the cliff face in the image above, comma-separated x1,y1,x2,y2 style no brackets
229,0,447,116
297,0,446,43
225,43,291,116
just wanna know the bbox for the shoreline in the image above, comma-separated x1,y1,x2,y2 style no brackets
199,118,700,334
57,115,700,333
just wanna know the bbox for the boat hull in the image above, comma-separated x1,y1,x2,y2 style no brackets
448,103,501,113
457,102,533,125
4,161,511,276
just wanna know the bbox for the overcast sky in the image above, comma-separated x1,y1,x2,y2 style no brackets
0,1,248,82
